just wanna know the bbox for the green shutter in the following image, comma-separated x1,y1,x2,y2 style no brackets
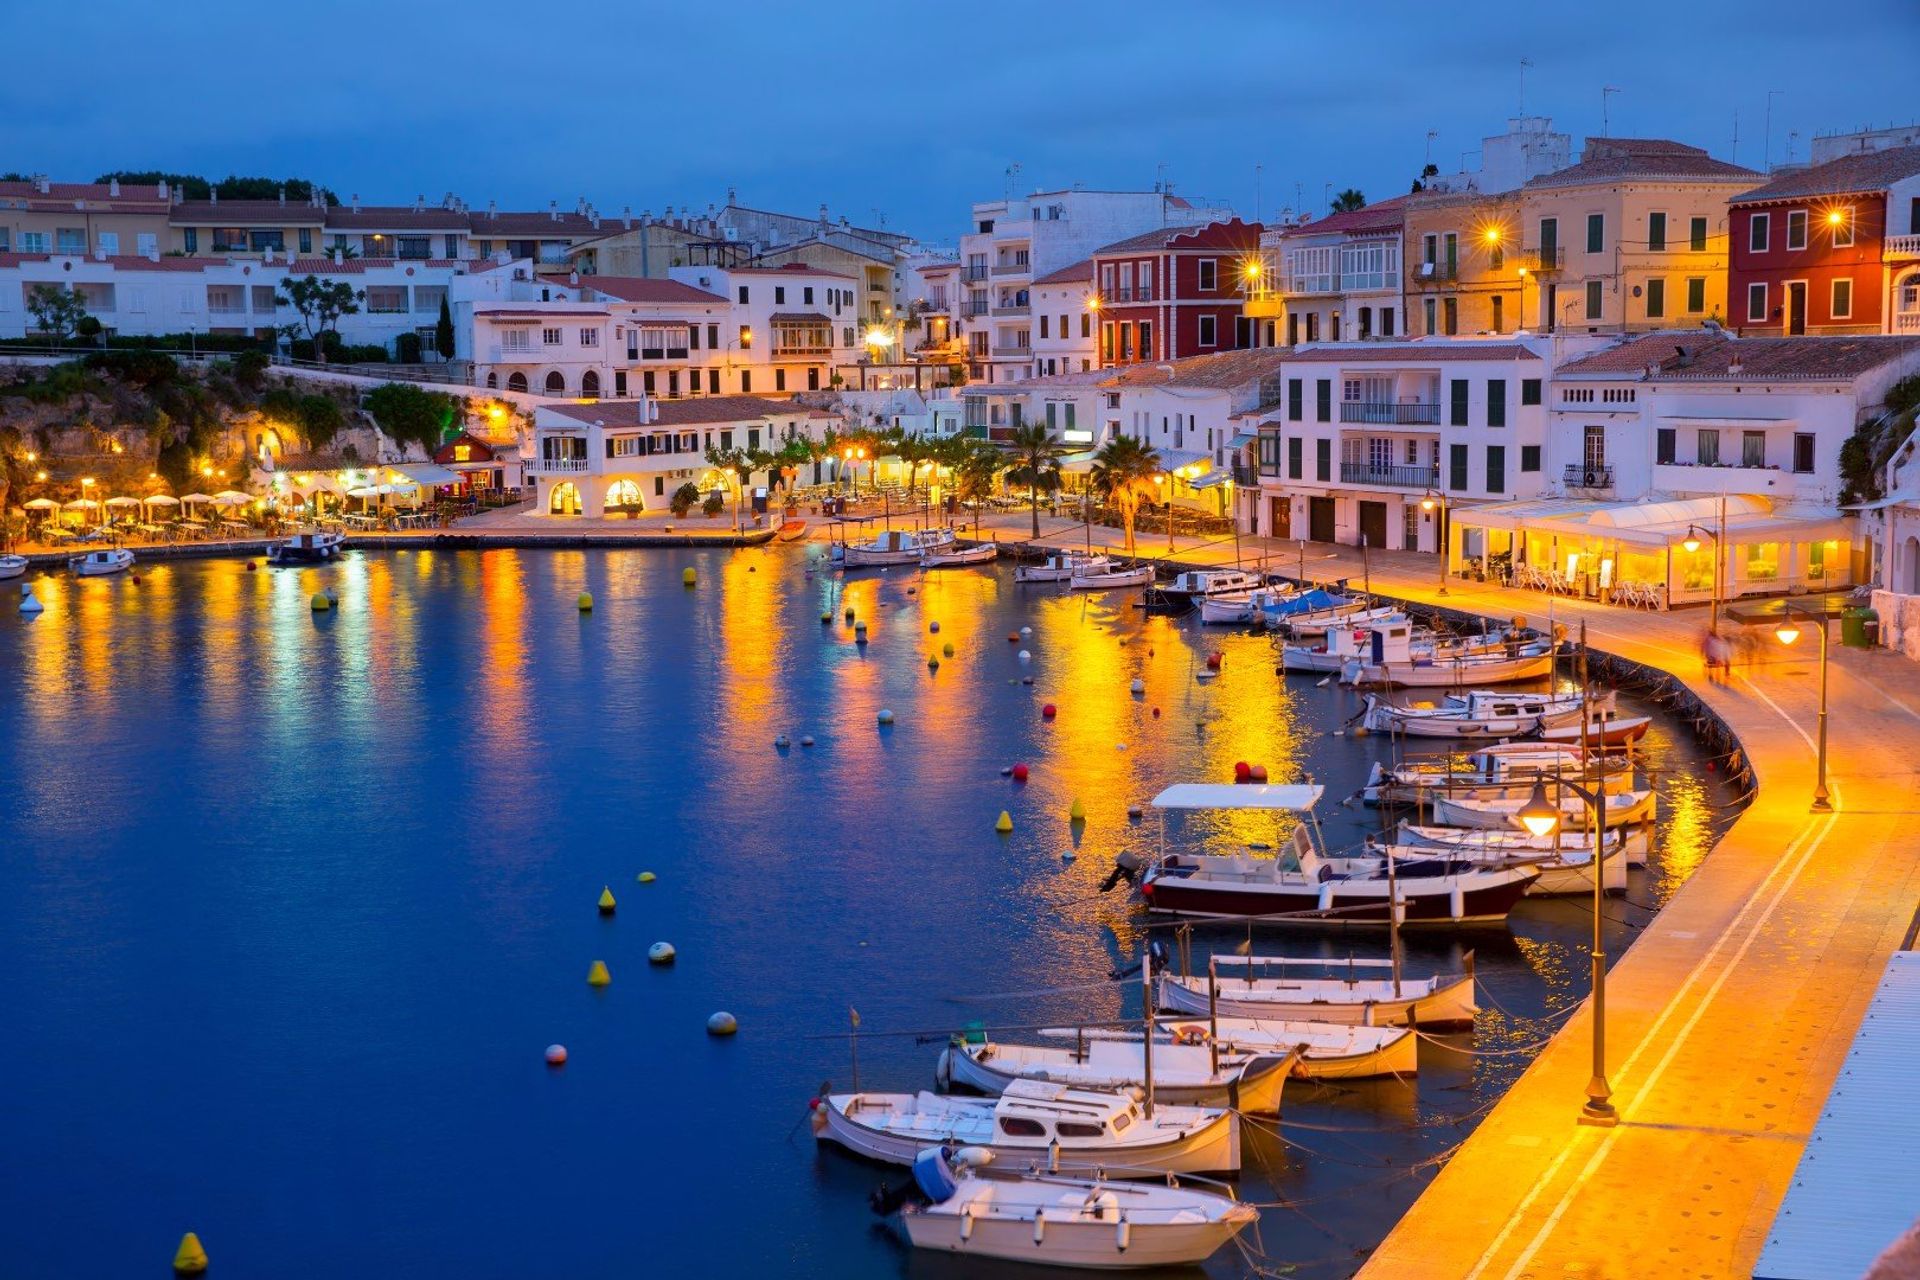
1450,379,1469,426
1487,379,1506,427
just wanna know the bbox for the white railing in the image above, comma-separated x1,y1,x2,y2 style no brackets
1895,312,1920,334
1884,234,1920,258
527,455,590,474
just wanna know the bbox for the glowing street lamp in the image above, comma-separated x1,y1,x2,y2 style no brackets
1774,607,1833,812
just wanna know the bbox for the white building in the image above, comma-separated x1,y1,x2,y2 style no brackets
1248,197,1407,349
523,394,839,517
1253,339,1554,554
667,263,862,394
1030,258,1096,377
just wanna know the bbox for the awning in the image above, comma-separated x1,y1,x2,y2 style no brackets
1151,783,1325,811
769,312,831,325
1059,450,1097,475
390,463,461,486
1188,470,1234,490
1226,431,1259,450
1451,494,1855,548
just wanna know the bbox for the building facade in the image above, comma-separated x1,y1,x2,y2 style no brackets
1248,197,1407,348
1030,258,1096,377
0,177,174,258
1091,220,1264,366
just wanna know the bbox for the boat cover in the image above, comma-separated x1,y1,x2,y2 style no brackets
913,1148,958,1202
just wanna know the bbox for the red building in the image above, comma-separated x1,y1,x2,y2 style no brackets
1090,219,1263,366
1728,145,1920,336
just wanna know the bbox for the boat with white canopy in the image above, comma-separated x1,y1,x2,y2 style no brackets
69,548,134,576
894,1147,1258,1269
842,527,955,567
1339,638,1558,688
1346,841,1627,897
1361,688,1592,737
0,554,25,581
1395,820,1650,867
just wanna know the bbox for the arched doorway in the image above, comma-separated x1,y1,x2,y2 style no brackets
581,369,601,398
606,478,642,516
507,371,528,393
485,372,498,389
549,481,581,516
545,371,566,395
1906,535,1920,595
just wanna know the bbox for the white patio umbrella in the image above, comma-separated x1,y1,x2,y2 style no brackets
209,494,248,508
105,496,141,509
144,494,180,507
23,497,58,511
62,498,99,511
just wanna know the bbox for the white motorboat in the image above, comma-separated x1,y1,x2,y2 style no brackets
1197,586,1301,625
1283,603,1401,640
1428,786,1656,831
69,548,134,576
1361,688,1596,738
921,542,997,568
1347,842,1627,897
843,527,955,567
1159,954,1477,1028
1396,820,1651,867
1138,785,1540,925
1070,563,1156,590
266,530,346,564
816,1078,1241,1176
1341,640,1558,688
897,1148,1257,1269
1038,1017,1418,1081
1281,616,1413,673
1015,552,1111,583
1146,569,1258,614
1538,712,1653,746
1259,587,1356,630
938,1035,1300,1113
0,554,27,580
1362,743,1638,805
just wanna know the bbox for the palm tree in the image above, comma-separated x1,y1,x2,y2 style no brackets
1088,434,1163,557
953,439,1004,536
1331,188,1366,213
1004,423,1069,539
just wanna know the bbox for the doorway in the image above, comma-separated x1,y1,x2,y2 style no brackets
1270,497,1291,539
1358,500,1387,551
1786,281,1808,335
1308,496,1336,543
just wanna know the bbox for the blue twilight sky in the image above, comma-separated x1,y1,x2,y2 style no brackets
6,0,1916,246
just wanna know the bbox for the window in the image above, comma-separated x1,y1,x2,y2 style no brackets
1786,210,1808,251
999,1117,1047,1138
396,236,430,259
414,284,447,314
182,228,197,253
708,323,720,349
774,286,785,304
741,371,752,394
1686,277,1706,313
1742,430,1766,467
1690,216,1708,252
1381,307,1395,337
1747,282,1767,322
1081,312,1091,338
1487,379,1506,427
1584,280,1603,320
775,369,786,392
1287,379,1303,420
502,328,531,352
1655,427,1676,465
1491,295,1504,333
1315,379,1331,422
1197,259,1217,290
1056,1121,1105,1139
1521,444,1541,472
1832,207,1854,248
1423,297,1437,335
1315,438,1330,482
1486,444,1506,494
737,285,749,304
1646,278,1665,319
366,286,406,313
1287,437,1302,479
96,231,119,256
1831,278,1854,320
1749,213,1770,253
1137,320,1153,358
1586,213,1604,254
1647,212,1667,252
1197,314,1217,346
1443,297,1458,335
542,327,563,346
1450,379,1469,426
249,229,285,253
1521,378,1542,406
738,324,752,350
577,328,599,348
1793,432,1816,474
1449,443,1468,491
1038,314,1049,339
1696,429,1720,465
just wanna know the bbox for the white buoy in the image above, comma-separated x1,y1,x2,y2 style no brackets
1020,626,1032,636
1129,678,1144,695
877,709,894,725
648,941,676,964
707,1011,738,1036
1018,650,1031,663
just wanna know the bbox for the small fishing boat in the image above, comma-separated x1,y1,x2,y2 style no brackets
1340,640,1558,688
1038,1017,1418,1081
1070,563,1156,590
1144,569,1258,615
892,1147,1257,1269
1015,551,1111,583
266,530,346,564
1360,688,1596,738
1281,616,1412,673
776,517,810,542
843,527,955,567
1428,786,1656,831
1137,784,1539,925
816,1078,1241,1176
1159,954,1477,1028
1258,586,1353,630
938,1035,1300,1113
0,554,27,580
1396,820,1650,867
1362,743,1637,806
1196,591,1259,625
1283,603,1401,640
1538,711,1652,746
921,542,997,568
1348,842,1627,897
69,548,134,576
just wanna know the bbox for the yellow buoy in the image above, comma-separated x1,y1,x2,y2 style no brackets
683,567,697,586
309,591,331,611
587,960,611,987
597,886,616,914
995,810,1014,833
577,591,593,611
637,871,656,883
1069,799,1086,823
942,643,954,657
173,1232,208,1275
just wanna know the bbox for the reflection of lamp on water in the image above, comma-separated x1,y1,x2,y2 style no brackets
1774,607,1833,812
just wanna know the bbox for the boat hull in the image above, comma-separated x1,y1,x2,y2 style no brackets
1428,789,1655,830
0,556,26,581
819,1097,1241,1176
1141,863,1538,925
842,547,925,567
266,543,344,564
69,551,134,576
922,545,997,567
1071,567,1155,590
1158,972,1477,1028
903,1202,1255,1269
940,1044,1291,1115
1342,651,1556,687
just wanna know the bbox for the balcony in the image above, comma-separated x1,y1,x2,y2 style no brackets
1563,463,1614,489
1243,293,1285,318
526,454,590,474
1410,261,1458,285
990,303,1029,317
964,303,989,318
483,345,539,363
1518,246,1565,273
772,344,831,358
1884,235,1920,259
991,261,1030,277
1652,461,1792,496
1339,401,1441,426
964,267,989,282
1339,462,1440,489
989,344,1032,358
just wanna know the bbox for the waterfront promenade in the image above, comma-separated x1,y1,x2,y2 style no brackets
966,511,1920,1279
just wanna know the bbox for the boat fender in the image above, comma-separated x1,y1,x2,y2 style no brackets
1018,649,1031,663
1450,885,1466,920
1032,1208,1045,1246
1115,1213,1130,1252
934,1048,952,1091
959,1205,974,1241
1317,883,1335,913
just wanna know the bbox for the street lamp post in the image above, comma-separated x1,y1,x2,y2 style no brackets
1681,494,1728,633
1420,490,1450,596
1773,607,1834,812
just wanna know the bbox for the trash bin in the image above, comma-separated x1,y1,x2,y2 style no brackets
1841,606,1875,648
1862,611,1880,649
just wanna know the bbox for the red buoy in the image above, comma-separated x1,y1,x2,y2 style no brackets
1012,763,1030,782
1233,761,1252,782
1250,765,1269,782
1152,707,1162,718
1041,703,1057,719
246,561,257,571
1007,633,1020,643
1206,653,1223,670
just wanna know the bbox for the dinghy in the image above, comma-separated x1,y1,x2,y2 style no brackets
816,1078,1241,1176
1070,562,1156,590
1015,552,1110,583
0,554,26,581
69,548,134,576
894,1147,1258,1269
1037,1017,1418,1081
921,542,997,568
938,1036,1300,1113
1158,954,1477,1028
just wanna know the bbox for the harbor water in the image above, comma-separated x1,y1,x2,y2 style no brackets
0,546,1734,1278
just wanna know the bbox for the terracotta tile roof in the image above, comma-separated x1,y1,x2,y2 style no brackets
324,206,469,231
1731,145,1920,204
1283,194,1411,239
1524,137,1757,189
1033,257,1094,285
467,210,601,237
1557,332,1920,380
169,200,327,225
1104,347,1293,389
1090,221,1261,257
543,395,832,427
578,277,724,304
1287,341,1545,363
473,307,610,319
0,179,172,213
715,263,858,280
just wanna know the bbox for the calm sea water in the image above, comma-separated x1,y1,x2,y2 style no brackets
0,548,1732,1278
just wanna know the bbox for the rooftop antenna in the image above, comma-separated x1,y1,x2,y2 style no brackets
1254,163,1262,221
1003,161,1022,201
1764,89,1784,169
1731,109,1740,165
1787,130,1800,165
1601,86,1621,136
1518,58,1532,116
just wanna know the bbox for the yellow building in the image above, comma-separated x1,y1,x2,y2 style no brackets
1403,189,1527,336
1515,138,1758,334
0,177,174,258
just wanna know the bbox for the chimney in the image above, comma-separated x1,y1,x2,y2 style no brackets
210,189,219,206
549,200,559,222
34,174,49,194
333,247,344,265
488,199,497,217
576,196,587,215
726,186,737,206
157,180,169,200
278,188,287,206
94,246,107,261
414,194,424,212
108,178,121,197
569,270,580,285
819,203,829,226
1727,356,1744,376
351,193,361,213
622,205,633,230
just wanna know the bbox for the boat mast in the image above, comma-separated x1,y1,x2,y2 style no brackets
1207,956,1220,1079
1140,946,1156,1119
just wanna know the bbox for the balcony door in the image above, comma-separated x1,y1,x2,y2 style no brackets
1786,281,1807,335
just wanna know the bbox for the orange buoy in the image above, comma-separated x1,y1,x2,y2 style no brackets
1250,765,1269,782
545,1044,568,1066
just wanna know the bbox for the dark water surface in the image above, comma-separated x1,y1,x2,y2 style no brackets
0,548,1733,1278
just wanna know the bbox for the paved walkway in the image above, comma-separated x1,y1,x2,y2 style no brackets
961,513,1920,1280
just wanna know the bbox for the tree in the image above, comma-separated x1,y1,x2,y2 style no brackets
25,285,88,343
1331,188,1367,213
276,275,364,364
1088,434,1164,557
1005,423,1069,539
364,382,460,454
953,439,1004,535
895,431,934,498
704,444,775,531
670,482,700,518
435,296,456,362
1409,163,1441,194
